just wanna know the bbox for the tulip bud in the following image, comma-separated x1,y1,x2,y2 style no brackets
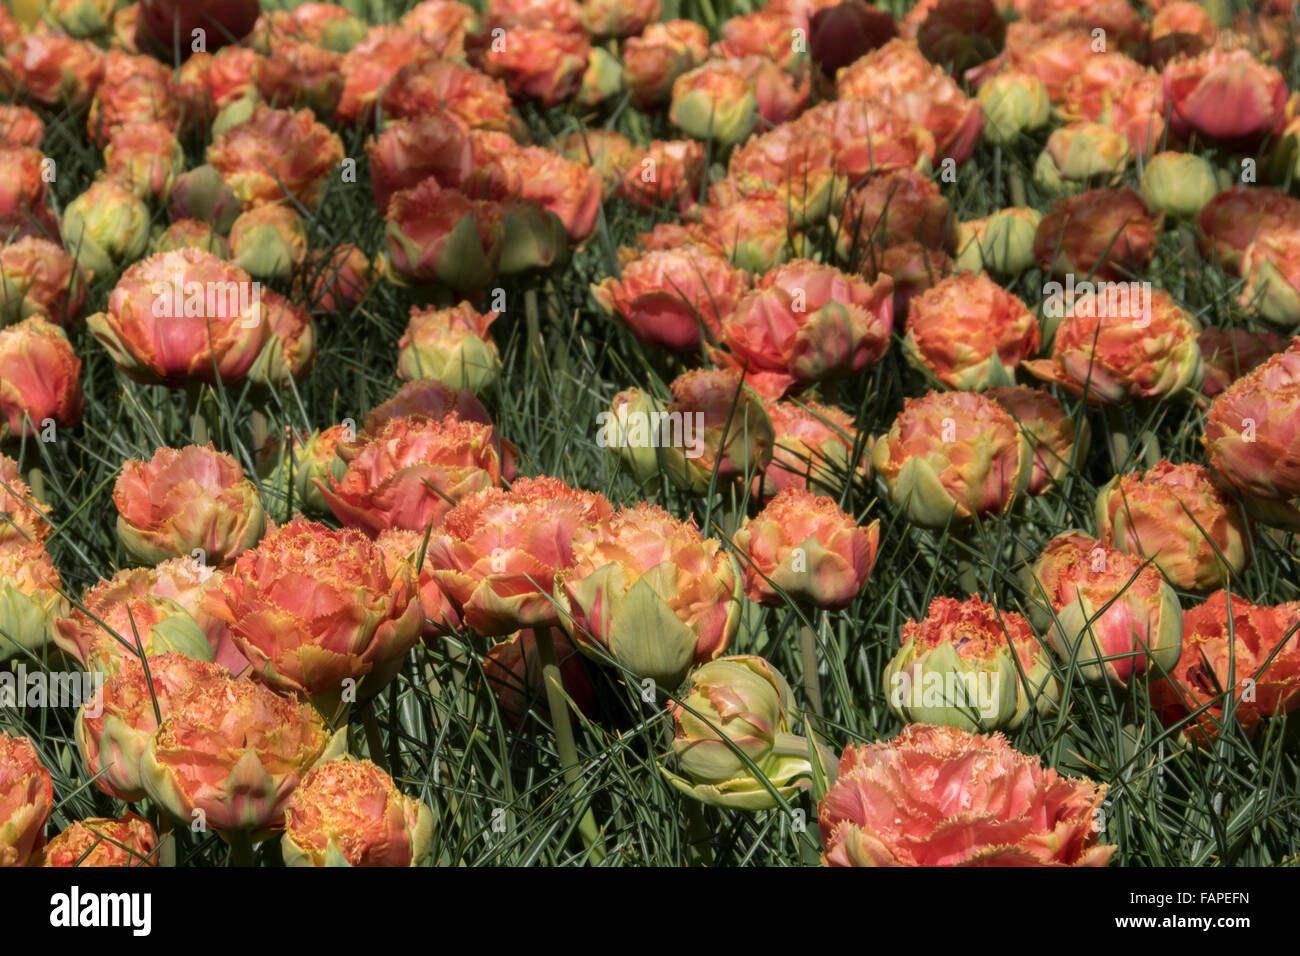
809,2,897,78
135,0,260,59
657,369,775,494
575,46,625,107
1033,122,1131,196
952,207,1042,275
397,302,501,392
1139,151,1217,220
154,219,230,259
0,316,84,440
167,165,241,235
103,121,185,203
916,0,1005,73
0,237,86,327
670,61,759,146
61,178,150,279
283,758,434,867
384,180,505,291
43,814,158,867
228,205,308,282
977,71,1050,145
0,733,52,867
497,203,570,276
663,655,829,809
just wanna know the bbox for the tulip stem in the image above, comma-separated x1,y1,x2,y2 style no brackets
359,699,390,773
798,624,824,720
186,382,209,446
25,467,46,506
684,803,714,866
1008,166,1027,208
227,830,255,868
534,626,606,863
1104,407,1131,471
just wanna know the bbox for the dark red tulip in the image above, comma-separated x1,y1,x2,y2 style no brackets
809,2,897,79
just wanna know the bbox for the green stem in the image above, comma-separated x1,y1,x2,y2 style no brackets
1105,406,1131,472
227,830,255,868
1008,165,1028,208
534,626,606,863
684,803,714,866
157,817,175,867
25,468,46,506
186,381,210,446
360,698,389,773
798,624,824,720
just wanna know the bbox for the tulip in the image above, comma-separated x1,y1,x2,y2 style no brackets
1033,122,1130,195
714,8,808,70
144,557,245,673
734,488,877,610
134,0,260,59
885,595,1058,732
1196,186,1300,273
154,220,229,258
282,758,433,867
657,369,775,494
246,291,317,389
902,272,1038,391
0,542,66,664
598,388,664,488
0,316,84,441
43,813,158,867
556,504,740,688
253,40,344,118
1162,47,1287,147
762,399,868,499
397,302,500,393
977,70,1050,144
384,180,505,291
485,625,599,728
1152,591,1300,744
558,129,639,195
711,260,894,397
427,476,613,636
259,3,369,53
87,248,269,387
591,249,750,352
0,454,51,548
1239,232,1300,329
103,121,185,203
987,386,1087,496
670,61,759,146
623,19,710,108
0,733,52,867
349,381,506,456
86,53,179,149
179,46,259,121
0,147,49,225
74,653,228,802
298,244,373,315
1024,288,1203,405
3,34,104,109
319,416,502,538
1197,327,1287,399
472,146,603,243
575,46,625,107
1025,532,1183,686
206,105,345,210
863,240,951,319
114,444,266,568
1204,339,1300,503
1034,188,1161,282
692,199,798,274
833,169,952,264
663,655,830,809
167,165,241,235
805,100,934,192
1138,151,1217,220
613,138,707,213
482,28,589,108
0,105,45,149
819,724,1115,866
54,569,214,669
809,2,896,76
263,425,348,518
61,178,150,280
736,55,811,126
1096,461,1250,591
915,0,1006,73
140,674,344,836
952,207,1041,275
872,390,1030,528
486,0,581,31
368,115,473,214
582,0,659,37
227,205,308,283
381,58,523,137
335,27,427,126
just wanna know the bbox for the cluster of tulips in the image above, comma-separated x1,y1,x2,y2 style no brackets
2,0,1300,869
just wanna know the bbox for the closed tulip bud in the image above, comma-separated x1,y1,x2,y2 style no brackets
1026,532,1183,687
952,207,1041,275
575,46,625,107
734,488,878,610
819,724,1114,866
0,316,84,440
665,655,830,809
1034,188,1161,282
1162,47,1287,148
228,205,308,282
135,0,260,59
428,476,613,636
264,424,347,517
43,813,158,867
103,121,185,203
0,542,66,663
1024,288,1202,405
497,203,570,276
762,399,869,499
282,758,433,867
55,568,215,668
657,369,775,494
167,165,241,234
1034,122,1130,195
384,180,504,291
207,105,345,210
1138,151,1217,220
319,416,502,537
0,237,85,328
397,302,500,393
872,390,1030,528
114,445,267,568
1152,592,1300,745
599,388,663,487
623,19,710,108
1204,339,1300,503
977,70,1051,145
670,61,759,146
902,272,1038,391
61,178,150,280
557,504,740,688
0,733,52,867
154,219,230,258
0,454,51,548
987,386,1087,496
141,674,344,835
86,249,270,387
1239,233,1300,329
885,595,1057,732
1096,461,1250,591
484,628,594,727
591,249,750,352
